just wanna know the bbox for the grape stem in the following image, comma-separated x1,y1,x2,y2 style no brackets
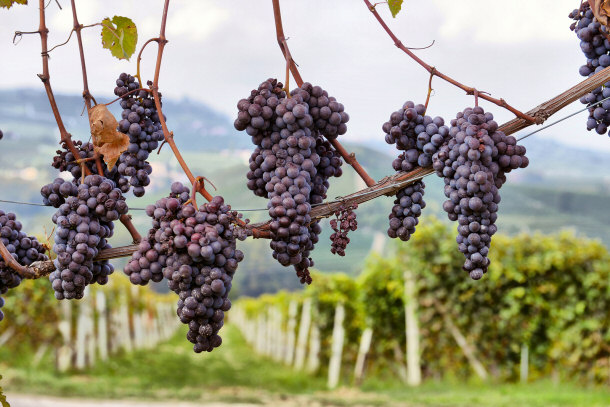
363,0,538,124
149,0,214,203
423,69,435,113
35,0,83,163
71,0,92,113
120,214,142,244
271,0,377,188
136,38,160,87
103,88,151,107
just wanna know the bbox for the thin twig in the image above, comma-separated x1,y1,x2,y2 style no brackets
71,0,92,112
36,0,84,165
423,68,435,113
149,0,214,202
363,0,538,124
136,37,159,86
70,0,101,177
13,30,40,44
120,214,142,244
103,87,151,107
47,28,74,53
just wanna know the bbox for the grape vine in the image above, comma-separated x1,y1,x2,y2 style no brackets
0,0,607,359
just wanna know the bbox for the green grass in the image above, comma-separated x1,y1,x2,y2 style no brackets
1,325,325,403
361,379,610,407
2,325,609,406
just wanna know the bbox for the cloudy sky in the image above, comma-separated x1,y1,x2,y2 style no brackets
1,0,608,152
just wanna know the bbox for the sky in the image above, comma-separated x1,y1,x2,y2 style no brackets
1,0,609,152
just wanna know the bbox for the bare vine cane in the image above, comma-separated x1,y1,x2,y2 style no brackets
271,0,377,187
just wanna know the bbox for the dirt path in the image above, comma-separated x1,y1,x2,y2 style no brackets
5,394,260,407
5,391,403,407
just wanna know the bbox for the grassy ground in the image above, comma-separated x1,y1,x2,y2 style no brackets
1,325,609,407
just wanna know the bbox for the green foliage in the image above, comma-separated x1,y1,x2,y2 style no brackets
357,254,406,370
0,375,8,407
0,273,174,369
101,16,138,60
398,219,610,382
387,0,403,17
305,271,364,370
0,0,26,9
0,278,61,352
238,217,610,384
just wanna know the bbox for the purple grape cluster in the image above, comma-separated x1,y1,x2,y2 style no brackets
383,101,450,171
432,106,528,279
387,181,426,242
124,182,248,353
48,175,127,299
234,79,345,284
51,141,129,193
41,177,73,208
239,79,287,197
569,3,610,136
123,182,192,286
330,204,358,256
382,101,448,240
0,210,49,321
114,73,165,197
301,83,349,140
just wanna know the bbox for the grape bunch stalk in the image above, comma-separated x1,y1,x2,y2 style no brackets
330,204,358,256
0,210,49,321
124,182,249,353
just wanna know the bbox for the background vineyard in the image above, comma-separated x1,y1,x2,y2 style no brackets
233,218,610,386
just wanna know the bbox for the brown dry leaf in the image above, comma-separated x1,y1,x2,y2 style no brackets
89,104,129,170
593,0,610,27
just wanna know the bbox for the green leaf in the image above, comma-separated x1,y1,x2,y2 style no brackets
0,0,27,9
0,375,9,407
101,16,137,60
388,0,403,17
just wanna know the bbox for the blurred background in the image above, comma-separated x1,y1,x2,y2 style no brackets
0,1,609,406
